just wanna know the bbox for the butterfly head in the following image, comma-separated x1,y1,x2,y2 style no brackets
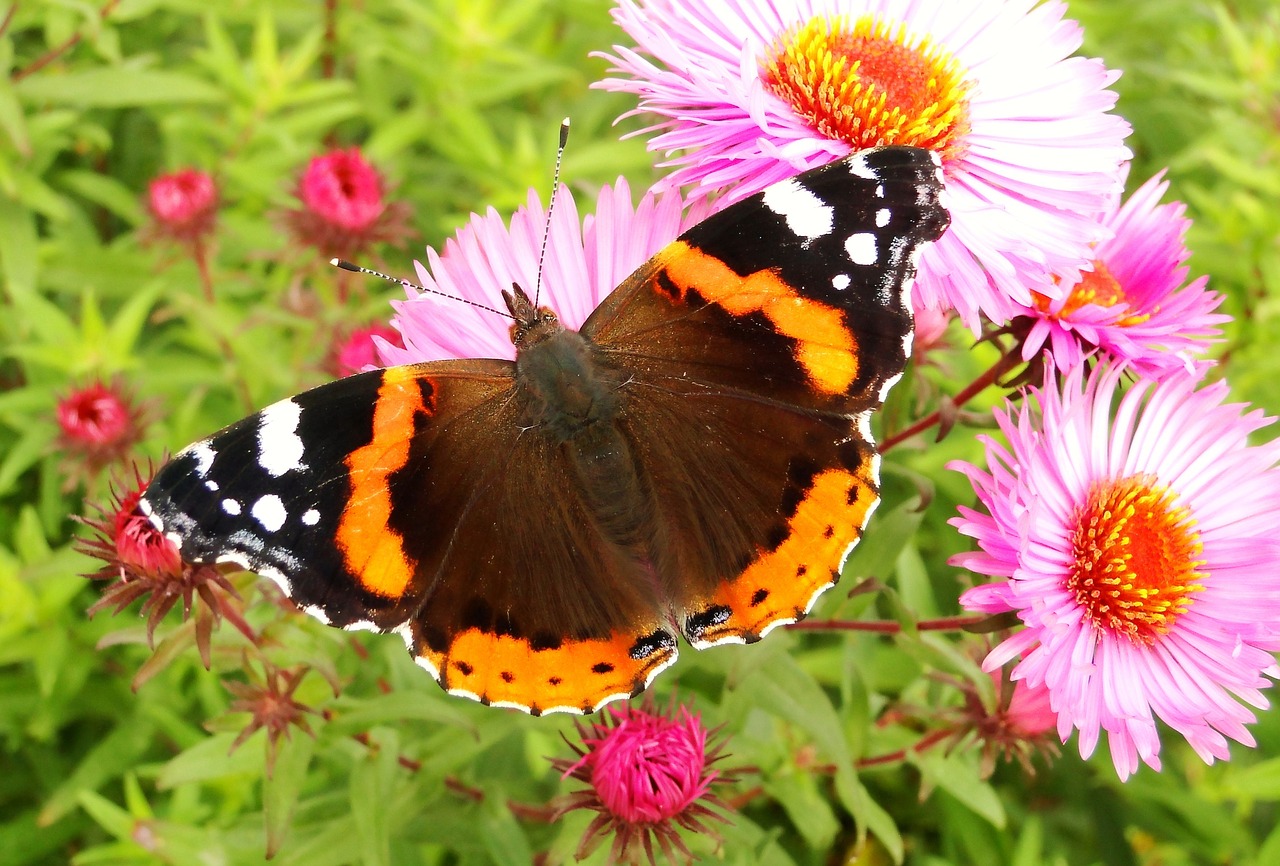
504,283,563,350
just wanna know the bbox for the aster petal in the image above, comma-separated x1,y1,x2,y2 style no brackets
379,180,701,367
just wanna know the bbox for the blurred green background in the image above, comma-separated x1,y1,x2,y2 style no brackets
2,1,1279,864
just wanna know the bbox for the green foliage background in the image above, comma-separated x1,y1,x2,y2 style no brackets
2,1,1279,864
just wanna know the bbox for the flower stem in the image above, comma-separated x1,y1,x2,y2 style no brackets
881,351,1023,453
855,727,956,768
787,613,987,634
12,0,121,81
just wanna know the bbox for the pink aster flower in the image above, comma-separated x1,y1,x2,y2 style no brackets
78,465,252,662
377,179,706,366
56,379,146,484
551,702,730,865
146,168,218,244
596,0,1132,328
951,365,1280,780
958,671,1059,776
1017,172,1228,377
283,148,413,261
328,323,405,377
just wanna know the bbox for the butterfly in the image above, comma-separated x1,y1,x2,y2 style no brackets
140,146,950,715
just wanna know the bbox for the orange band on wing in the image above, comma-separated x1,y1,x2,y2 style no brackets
700,467,879,642
420,627,676,714
335,368,432,598
656,241,858,395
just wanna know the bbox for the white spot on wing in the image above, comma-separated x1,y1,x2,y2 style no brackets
301,508,320,526
846,232,878,266
832,273,851,291
184,441,216,477
251,494,287,533
392,622,415,650
690,632,747,650
847,154,876,179
302,604,331,625
221,498,242,516
414,655,441,680
542,703,587,716
876,208,891,227
344,620,379,633
257,399,307,477
758,615,800,639
762,179,833,242
877,370,904,405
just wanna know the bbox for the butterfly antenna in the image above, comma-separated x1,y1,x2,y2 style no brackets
330,259,513,320
532,117,571,309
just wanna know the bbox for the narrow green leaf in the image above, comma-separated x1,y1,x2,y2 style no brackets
913,752,1006,828
16,69,222,107
1011,815,1045,866
0,425,54,498
0,202,37,302
263,731,316,858
479,796,534,866
349,729,399,866
105,280,163,359
40,717,156,826
763,773,839,851
156,732,263,789
1222,756,1280,799
833,769,903,865
0,79,31,156
120,773,153,820
725,650,850,766
74,791,134,840
55,170,146,225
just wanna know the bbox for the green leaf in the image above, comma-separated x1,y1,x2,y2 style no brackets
55,170,146,226
263,729,316,858
16,68,222,108
912,752,1006,828
479,796,534,866
349,729,399,866
74,791,134,840
0,201,37,303
0,425,54,499
724,650,850,766
833,770,903,865
40,717,156,826
0,79,31,156
156,733,263,789
1222,757,1280,799
763,772,839,851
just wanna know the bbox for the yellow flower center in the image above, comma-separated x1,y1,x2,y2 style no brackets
762,14,972,160
1032,261,1150,326
1066,474,1205,644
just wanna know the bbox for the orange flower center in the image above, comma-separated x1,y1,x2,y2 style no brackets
762,14,971,161
1065,474,1204,644
1032,261,1150,326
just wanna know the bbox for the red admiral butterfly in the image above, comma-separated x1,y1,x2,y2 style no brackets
141,146,949,715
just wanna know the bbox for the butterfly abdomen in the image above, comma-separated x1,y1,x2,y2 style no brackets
515,328,653,556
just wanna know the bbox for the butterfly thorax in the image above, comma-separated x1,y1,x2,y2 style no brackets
515,321,623,442
505,289,647,554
